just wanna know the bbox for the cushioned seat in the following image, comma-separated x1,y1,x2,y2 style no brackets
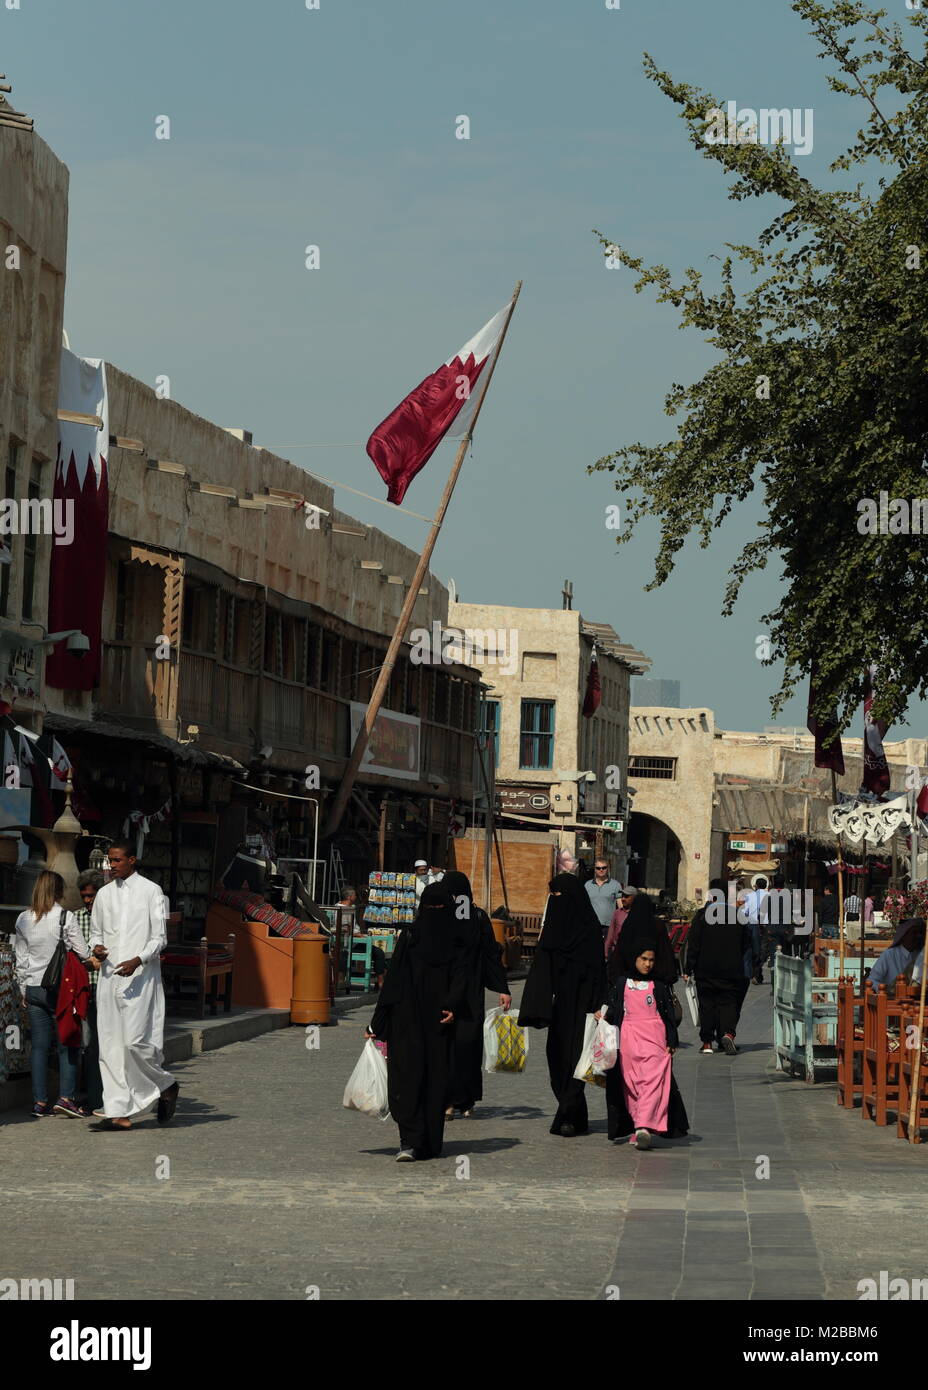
162,948,233,967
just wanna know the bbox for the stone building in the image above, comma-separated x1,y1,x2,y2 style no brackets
0,90,68,732
628,708,928,906
448,594,649,913
0,97,480,929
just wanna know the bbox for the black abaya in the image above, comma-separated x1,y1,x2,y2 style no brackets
518,874,607,1136
445,909,509,1113
369,888,470,1158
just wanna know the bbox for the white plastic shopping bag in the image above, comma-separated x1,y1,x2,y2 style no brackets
342,1038,390,1120
684,978,700,1029
573,1012,600,1084
484,1007,529,1073
590,1011,618,1072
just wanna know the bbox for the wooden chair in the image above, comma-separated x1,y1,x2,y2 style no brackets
836,980,865,1108
348,936,373,993
162,915,235,1017
862,983,908,1125
896,1005,928,1142
519,914,543,961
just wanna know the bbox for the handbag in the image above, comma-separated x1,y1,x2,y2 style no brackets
40,910,69,993
670,989,683,1027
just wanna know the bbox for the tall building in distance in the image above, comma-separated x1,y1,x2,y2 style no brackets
633,677,681,708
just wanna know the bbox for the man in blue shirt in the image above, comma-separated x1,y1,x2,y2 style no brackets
868,919,925,993
584,858,623,941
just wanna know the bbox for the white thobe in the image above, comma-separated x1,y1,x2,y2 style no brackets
90,872,175,1119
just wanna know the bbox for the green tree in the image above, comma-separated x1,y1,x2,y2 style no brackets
591,0,928,733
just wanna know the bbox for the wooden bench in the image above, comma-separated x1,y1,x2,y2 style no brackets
162,913,235,1017
773,953,839,1082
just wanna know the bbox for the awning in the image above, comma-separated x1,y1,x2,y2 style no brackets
713,784,834,841
727,856,781,875
43,713,244,772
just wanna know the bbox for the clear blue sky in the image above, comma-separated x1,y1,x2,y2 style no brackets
3,0,912,734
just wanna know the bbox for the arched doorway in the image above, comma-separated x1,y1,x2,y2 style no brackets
627,812,683,900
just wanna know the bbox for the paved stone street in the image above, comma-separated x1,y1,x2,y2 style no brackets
2,981,926,1302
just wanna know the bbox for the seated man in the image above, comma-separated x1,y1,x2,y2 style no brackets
867,919,925,994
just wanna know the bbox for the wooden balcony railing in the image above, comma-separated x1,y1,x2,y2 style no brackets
102,640,473,792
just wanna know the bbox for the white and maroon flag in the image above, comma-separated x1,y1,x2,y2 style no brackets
46,350,109,691
367,302,511,505
50,738,71,783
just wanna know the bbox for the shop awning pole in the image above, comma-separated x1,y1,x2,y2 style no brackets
832,771,846,979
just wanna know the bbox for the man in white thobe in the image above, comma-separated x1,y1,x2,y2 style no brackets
90,841,178,1129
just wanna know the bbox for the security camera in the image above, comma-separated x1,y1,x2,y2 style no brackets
66,631,90,658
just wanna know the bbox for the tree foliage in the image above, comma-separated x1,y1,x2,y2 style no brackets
591,0,928,733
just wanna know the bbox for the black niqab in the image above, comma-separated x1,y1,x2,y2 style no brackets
518,872,607,1136
439,871,509,1113
368,881,471,1158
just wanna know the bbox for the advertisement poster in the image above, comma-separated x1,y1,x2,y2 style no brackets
349,703,420,782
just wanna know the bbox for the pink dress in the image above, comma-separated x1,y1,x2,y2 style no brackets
619,979,671,1131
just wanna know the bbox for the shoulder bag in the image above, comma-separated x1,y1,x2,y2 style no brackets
40,910,69,993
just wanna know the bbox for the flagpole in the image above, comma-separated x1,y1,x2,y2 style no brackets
324,282,523,839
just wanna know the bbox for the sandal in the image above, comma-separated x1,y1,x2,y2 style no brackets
157,1081,179,1125
444,1107,455,1121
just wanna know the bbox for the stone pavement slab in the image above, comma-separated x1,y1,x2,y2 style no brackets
1,975,926,1300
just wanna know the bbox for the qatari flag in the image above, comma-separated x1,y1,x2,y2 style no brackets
806,670,844,775
862,664,890,795
46,351,109,691
582,648,601,718
367,303,510,504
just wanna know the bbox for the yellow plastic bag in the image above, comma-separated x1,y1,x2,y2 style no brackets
484,1008,529,1073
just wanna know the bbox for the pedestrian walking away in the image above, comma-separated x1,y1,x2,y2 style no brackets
89,841,179,1131
683,877,752,1055
440,870,511,1119
366,883,471,1161
602,921,689,1148
14,870,92,1118
518,873,606,1138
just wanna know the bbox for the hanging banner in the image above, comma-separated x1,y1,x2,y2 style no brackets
829,793,909,845
349,703,420,781
47,351,109,692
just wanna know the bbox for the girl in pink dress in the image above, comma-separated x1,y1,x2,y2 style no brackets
600,923,689,1148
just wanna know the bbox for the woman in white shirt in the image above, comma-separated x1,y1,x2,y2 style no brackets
14,870,91,1118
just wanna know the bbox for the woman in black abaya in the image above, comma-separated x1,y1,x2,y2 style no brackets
441,871,511,1119
608,891,678,986
367,884,471,1161
518,873,607,1137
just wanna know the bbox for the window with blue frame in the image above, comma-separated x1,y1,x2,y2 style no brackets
520,699,555,769
480,699,500,766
